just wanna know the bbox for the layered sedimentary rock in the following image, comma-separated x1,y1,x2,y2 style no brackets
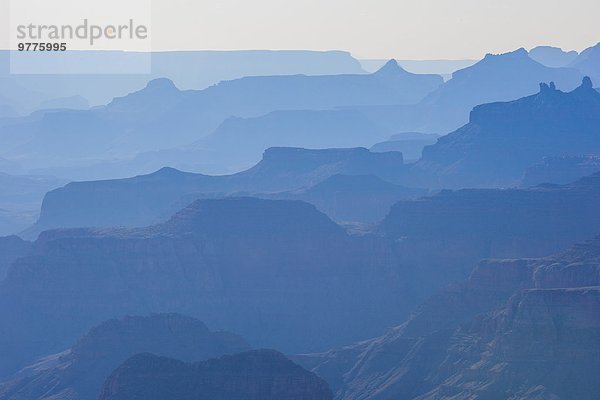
298,237,600,400
417,287,600,400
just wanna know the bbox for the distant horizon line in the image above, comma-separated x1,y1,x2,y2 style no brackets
1,40,598,62
2,45,593,62
0,48,482,61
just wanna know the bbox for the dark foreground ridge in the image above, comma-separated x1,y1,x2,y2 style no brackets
98,350,333,400
0,314,249,400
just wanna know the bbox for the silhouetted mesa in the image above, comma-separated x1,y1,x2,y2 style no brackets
28,147,406,236
98,350,333,400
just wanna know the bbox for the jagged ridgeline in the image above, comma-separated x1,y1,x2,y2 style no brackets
0,44,600,400
412,77,600,187
3,171,600,381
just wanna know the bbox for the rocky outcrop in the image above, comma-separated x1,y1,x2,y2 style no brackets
417,287,600,400
98,350,333,400
297,237,600,400
0,314,249,400
413,77,600,188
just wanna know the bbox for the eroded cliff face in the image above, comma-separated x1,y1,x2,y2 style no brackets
298,237,600,400
414,77,600,188
0,198,408,378
380,172,600,290
419,287,600,400
98,350,333,400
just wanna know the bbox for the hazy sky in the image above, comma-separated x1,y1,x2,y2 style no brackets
2,0,599,59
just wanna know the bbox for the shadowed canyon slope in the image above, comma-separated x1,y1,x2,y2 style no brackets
0,198,410,377
4,172,600,378
379,172,600,288
0,314,249,400
298,237,600,400
1,38,599,400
